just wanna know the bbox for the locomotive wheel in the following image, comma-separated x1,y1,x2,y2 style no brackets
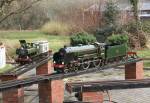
64,64,71,73
66,63,77,72
93,58,101,68
64,69,69,74
73,66,78,72
104,59,108,65
122,56,127,62
115,57,120,62
100,59,105,67
81,59,90,70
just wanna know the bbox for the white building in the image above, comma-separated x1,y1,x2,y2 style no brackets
0,44,6,68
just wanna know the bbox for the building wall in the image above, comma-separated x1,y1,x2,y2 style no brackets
0,45,6,68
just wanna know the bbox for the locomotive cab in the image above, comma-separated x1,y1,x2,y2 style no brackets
19,40,27,48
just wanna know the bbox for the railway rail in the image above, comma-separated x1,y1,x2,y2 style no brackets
0,58,142,92
143,58,150,60
0,55,52,76
66,79,150,93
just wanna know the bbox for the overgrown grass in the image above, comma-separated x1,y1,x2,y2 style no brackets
0,30,70,57
41,21,71,35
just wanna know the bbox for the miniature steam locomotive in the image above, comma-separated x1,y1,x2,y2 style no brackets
15,40,137,73
16,40,49,64
53,42,134,73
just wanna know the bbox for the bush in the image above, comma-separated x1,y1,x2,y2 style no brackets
95,26,115,42
123,22,141,33
123,22,147,48
70,32,97,46
41,21,71,35
95,25,123,42
128,31,147,48
142,20,150,33
106,34,129,45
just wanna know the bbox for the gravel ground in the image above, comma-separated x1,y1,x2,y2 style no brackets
108,88,150,103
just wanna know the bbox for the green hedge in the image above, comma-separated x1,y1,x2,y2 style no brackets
70,32,97,46
106,34,129,45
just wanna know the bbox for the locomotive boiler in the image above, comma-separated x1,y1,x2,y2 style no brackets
53,42,128,73
16,40,49,64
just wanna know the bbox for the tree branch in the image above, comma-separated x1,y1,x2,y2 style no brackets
0,0,16,9
0,0,43,24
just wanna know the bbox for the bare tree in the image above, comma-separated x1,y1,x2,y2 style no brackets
0,0,43,24
0,0,15,9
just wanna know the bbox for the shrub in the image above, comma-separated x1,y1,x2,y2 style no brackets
70,32,97,46
95,26,115,42
142,20,150,33
106,34,129,45
41,21,71,35
123,22,141,33
123,22,147,48
96,25,116,36
95,25,123,42
128,31,147,49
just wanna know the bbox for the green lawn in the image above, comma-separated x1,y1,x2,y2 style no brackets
137,49,150,58
137,49,150,67
0,30,70,57
0,64,13,73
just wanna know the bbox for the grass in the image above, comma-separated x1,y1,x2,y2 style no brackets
143,61,150,68
137,49,150,67
0,64,13,73
0,30,70,57
137,49,150,58
41,21,71,35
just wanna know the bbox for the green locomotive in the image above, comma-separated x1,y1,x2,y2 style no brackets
16,40,49,64
53,42,128,73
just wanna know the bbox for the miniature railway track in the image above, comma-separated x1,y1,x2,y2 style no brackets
0,58,142,92
143,58,150,60
0,55,52,76
66,79,150,93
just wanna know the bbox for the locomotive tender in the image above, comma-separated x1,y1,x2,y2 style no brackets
16,40,49,64
53,42,128,73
